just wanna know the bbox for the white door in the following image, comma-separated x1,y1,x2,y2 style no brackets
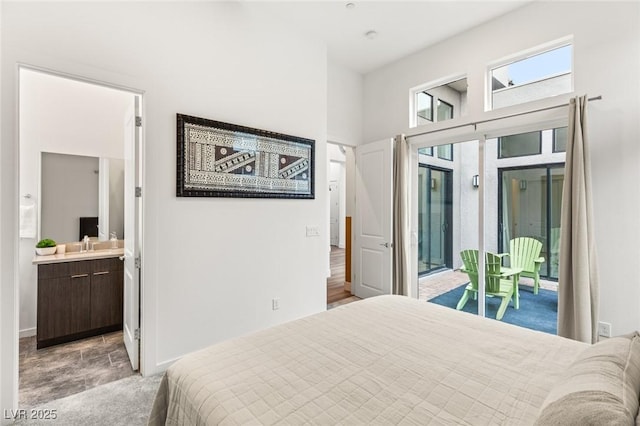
354,138,394,298
123,96,141,370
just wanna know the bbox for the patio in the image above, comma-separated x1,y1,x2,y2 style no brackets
419,269,558,301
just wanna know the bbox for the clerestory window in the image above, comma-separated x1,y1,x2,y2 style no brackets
490,43,572,110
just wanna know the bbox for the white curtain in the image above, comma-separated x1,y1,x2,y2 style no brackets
558,95,599,344
392,135,410,295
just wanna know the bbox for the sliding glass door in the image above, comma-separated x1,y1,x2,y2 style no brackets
418,165,453,275
498,164,564,279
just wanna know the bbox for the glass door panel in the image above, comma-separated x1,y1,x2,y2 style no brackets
499,165,564,279
421,140,477,307
418,166,452,275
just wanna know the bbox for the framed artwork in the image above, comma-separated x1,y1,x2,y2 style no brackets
177,114,314,199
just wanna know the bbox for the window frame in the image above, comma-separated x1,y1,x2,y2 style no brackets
436,144,453,161
552,127,568,153
486,37,574,112
409,73,467,128
416,91,434,122
497,130,542,159
418,147,434,156
436,99,454,122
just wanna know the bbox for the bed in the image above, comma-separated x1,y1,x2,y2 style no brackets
148,295,640,425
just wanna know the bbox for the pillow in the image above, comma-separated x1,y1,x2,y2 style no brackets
535,332,640,426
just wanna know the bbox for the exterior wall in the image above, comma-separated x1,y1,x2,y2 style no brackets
415,84,467,127
365,1,640,334
493,73,572,109
1,3,328,414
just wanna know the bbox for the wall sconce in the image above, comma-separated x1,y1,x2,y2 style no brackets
472,175,479,188
519,180,527,190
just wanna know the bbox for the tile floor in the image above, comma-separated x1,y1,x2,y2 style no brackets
19,331,135,407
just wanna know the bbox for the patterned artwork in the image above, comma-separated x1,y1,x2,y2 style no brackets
177,114,314,198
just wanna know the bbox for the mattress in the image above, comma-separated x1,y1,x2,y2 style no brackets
148,295,587,425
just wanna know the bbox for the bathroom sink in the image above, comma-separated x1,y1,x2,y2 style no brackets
64,240,124,253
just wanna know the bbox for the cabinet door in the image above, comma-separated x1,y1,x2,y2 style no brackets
90,263,123,329
37,277,69,341
37,274,90,341
69,273,91,334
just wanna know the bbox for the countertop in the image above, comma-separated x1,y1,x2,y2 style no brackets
32,248,125,265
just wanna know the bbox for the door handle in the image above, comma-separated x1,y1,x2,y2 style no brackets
71,274,89,279
380,242,393,248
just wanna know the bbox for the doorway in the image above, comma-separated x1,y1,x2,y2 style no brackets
17,67,143,406
418,165,453,275
327,143,358,307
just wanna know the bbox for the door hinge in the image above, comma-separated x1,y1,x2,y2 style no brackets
135,116,142,127
135,186,142,197
135,256,141,269
134,328,140,339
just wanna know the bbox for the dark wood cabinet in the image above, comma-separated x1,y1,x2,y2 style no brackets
37,257,123,349
90,258,123,330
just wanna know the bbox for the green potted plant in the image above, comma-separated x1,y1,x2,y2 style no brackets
35,238,57,256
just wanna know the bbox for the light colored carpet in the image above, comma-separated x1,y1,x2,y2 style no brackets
327,295,360,310
13,374,162,425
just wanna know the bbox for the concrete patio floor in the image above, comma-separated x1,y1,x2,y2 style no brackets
419,269,558,301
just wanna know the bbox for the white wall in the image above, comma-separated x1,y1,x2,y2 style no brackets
365,1,640,335
327,61,363,146
2,4,328,413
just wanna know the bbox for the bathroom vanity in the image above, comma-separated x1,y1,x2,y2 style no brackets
33,248,124,349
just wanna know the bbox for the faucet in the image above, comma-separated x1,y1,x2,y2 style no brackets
82,235,90,252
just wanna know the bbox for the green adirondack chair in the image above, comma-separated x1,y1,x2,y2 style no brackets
505,237,545,294
456,249,515,320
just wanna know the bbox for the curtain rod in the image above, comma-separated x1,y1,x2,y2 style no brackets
405,95,602,140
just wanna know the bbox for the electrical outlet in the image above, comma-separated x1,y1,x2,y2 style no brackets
272,298,280,311
598,321,612,338
306,225,320,237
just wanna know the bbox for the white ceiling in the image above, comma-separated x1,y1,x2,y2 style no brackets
243,1,532,74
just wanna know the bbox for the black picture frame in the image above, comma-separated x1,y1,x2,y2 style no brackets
177,114,315,199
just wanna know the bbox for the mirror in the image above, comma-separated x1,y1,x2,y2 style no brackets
40,152,124,244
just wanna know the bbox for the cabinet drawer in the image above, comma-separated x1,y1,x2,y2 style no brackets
92,257,123,273
38,261,92,279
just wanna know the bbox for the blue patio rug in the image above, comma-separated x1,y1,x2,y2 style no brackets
429,284,558,335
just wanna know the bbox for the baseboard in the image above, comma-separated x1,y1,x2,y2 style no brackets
19,327,36,338
149,356,181,376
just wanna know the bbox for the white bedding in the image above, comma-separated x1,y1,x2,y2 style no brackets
148,295,587,425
